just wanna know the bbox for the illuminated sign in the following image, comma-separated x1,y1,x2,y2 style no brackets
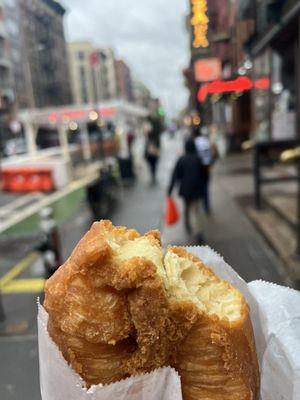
47,107,116,123
197,77,270,102
254,77,270,90
194,58,221,82
191,0,209,48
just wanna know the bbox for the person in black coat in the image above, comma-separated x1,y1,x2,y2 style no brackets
168,139,208,234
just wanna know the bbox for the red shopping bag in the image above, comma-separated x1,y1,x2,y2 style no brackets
165,197,180,226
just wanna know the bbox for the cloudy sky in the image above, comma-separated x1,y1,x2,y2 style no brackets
62,0,190,117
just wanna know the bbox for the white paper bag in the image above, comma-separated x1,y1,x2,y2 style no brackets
38,245,300,400
38,304,182,400
248,281,300,400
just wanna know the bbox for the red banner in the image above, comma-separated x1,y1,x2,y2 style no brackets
197,76,270,102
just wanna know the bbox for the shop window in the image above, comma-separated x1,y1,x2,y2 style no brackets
271,47,296,140
253,50,271,140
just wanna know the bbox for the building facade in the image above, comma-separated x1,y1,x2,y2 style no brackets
183,0,257,150
68,43,119,105
97,48,118,101
115,59,134,102
0,0,14,148
18,0,72,109
0,0,14,111
133,81,151,108
69,42,144,107
240,0,299,142
68,41,95,105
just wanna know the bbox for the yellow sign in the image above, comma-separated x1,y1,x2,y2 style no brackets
191,0,209,48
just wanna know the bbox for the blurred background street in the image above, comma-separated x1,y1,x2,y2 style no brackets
0,0,300,398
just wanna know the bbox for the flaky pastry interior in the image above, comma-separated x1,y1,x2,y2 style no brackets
164,246,243,321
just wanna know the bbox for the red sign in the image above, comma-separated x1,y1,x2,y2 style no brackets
194,58,222,83
197,76,270,102
47,107,116,123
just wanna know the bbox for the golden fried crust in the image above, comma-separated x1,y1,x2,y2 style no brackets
44,220,170,386
48,320,135,385
167,246,260,400
173,314,259,400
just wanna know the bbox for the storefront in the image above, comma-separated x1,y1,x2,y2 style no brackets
250,1,300,142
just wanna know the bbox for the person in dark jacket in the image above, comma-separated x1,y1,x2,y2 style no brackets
168,139,208,234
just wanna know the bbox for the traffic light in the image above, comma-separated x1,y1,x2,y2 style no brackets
158,107,166,117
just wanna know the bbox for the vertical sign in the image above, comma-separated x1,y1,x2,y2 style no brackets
190,0,209,48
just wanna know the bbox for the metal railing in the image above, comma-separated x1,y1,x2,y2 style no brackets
253,139,300,209
251,138,300,256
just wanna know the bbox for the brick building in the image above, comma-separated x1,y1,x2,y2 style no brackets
18,0,72,108
115,59,134,103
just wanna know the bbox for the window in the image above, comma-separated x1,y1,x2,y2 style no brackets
0,39,5,58
77,51,85,61
11,48,21,62
79,65,88,103
79,65,86,81
5,19,19,37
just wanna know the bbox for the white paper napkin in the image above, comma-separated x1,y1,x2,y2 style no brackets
38,246,300,400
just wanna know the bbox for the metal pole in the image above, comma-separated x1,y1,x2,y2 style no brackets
0,294,5,322
58,123,71,163
254,145,261,209
268,48,273,141
39,207,63,278
25,60,35,110
23,115,38,160
296,19,300,256
79,123,92,162
297,162,300,256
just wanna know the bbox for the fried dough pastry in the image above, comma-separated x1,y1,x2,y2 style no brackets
165,247,259,400
44,220,172,386
44,220,259,399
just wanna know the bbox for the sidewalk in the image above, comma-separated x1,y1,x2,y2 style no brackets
154,139,285,285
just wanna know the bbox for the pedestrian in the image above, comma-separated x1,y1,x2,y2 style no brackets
127,130,135,158
168,139,208,237
194,126,217,215
144,131,160,185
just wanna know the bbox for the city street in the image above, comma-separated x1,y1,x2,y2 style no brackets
0,132,286,399
0,0,299,398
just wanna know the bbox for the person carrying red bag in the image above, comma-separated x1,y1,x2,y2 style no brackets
167,139,208,239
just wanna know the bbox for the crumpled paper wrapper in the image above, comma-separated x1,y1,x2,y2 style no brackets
38,304,182,400
38,246,300,400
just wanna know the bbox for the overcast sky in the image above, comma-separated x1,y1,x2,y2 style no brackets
62,0,190,117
